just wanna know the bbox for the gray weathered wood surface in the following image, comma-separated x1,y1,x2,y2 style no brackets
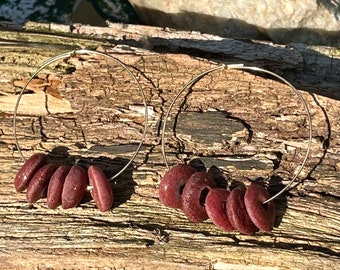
0,22,339,269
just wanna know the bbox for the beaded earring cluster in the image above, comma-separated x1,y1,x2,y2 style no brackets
13,50,148,212
14,153,114,211
159,164,276,235
159,64,312,234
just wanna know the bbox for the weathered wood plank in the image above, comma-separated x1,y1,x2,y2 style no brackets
0,23,339,270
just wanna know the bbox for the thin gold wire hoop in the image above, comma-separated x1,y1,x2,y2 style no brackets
13,49,148,181
161,64,312,204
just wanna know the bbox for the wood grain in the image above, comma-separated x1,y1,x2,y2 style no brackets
0,22,339,270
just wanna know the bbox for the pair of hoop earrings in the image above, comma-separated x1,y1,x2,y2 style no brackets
13,50,312,235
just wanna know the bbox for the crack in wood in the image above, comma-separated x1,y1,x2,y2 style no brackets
1,29,340,269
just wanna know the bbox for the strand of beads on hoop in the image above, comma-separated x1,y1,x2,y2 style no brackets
159,64,312,235
13,49,148,212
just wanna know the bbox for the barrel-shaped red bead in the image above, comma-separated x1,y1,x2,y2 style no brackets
61,164,88,209
226,186,258,235
159,164,197,209
88,165,113,212
182,172,217,222
244,183,276,232
205,188,234,231
26,163,58,203
47,166,70,209
14,153,47,192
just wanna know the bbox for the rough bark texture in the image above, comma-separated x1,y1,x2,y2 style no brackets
0,22,339,270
